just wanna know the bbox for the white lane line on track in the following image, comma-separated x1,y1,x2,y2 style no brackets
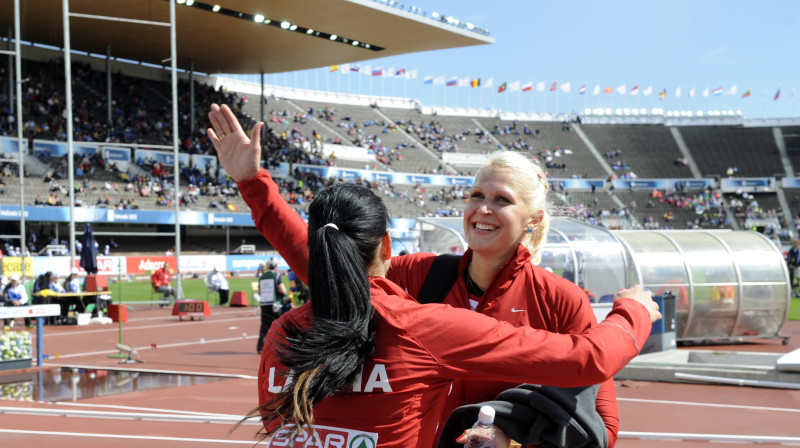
0,406,260,425
54,401,246,417
619,397,800,413
44,316,258,337
51,335,258,359
0,428,257,444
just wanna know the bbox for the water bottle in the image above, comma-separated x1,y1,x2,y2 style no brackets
464,405,497,448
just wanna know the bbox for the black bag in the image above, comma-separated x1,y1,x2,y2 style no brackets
437,384,607,448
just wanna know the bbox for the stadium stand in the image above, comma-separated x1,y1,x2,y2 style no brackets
3,54,800,251
678,126,783,178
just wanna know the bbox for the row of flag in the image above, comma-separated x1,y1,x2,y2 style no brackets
329,64,418,80
327,66,786,101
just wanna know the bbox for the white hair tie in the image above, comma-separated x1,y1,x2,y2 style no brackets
323,223,339,230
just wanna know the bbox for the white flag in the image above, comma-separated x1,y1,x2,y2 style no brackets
675,87,682,97
727,85,737,95
385,67,395,78
433,75,445,86
458,77,470,87
643,86,653,96
340,63,350,74
592,85,600,95
703,87,710,97
362,65,371,76
560,82,571,93
483,77,494,88
616,84,626,95
406,69,418,80
688,87,695,98
536,81,546,92
509,81,521,92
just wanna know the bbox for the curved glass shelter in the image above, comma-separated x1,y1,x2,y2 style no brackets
416,217,790,342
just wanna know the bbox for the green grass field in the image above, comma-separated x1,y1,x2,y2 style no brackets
108,279,800,318
790,297,800,321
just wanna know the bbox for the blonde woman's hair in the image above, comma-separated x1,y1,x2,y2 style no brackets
475,151,551,264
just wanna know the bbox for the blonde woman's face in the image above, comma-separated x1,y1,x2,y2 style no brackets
464,168,533,260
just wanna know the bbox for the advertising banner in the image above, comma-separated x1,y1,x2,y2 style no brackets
1,257,34,278
126,256,177,275
227,255,287,273
179,255,226,274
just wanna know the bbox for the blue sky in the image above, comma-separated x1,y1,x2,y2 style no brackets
231,0,800,119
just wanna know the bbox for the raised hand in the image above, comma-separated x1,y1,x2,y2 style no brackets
207,103,263,183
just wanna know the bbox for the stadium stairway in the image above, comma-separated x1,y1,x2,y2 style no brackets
570,123,614,179
669,127,702,178
471,117,506,149
370,106,460,175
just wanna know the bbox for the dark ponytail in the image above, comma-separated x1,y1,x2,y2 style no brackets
251,183,390,440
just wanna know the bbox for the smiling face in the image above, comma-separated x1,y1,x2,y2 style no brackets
464,168,534,263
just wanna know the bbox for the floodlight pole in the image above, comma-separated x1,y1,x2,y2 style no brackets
63,0,76,269
170,0,183,299
14,0,26,279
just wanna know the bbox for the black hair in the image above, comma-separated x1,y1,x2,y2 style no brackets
249,183,390,440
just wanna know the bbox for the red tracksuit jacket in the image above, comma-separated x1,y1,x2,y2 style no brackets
240,169,620,446
258,276,650,448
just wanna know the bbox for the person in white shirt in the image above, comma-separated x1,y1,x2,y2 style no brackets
3,274,31,328
205,267,229,306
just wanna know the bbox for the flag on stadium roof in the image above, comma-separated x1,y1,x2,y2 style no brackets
549,82,558,92
362,65,371,75
350,65,360,73
741,89,751,98
433,75,445,86
537,81,546,92
561,82,571,93
395,68,406,76
509,81,521,92
616,84,626,95
385,67,395,77
483,78,494,88
340,63,350,73
330,65,338,72
727,85,737,95
446,77,458,86
603,86,613,94
522,82,533,92
659,88,666,100
702,87,709,97
630,85,639,95
406,69,418,80
643,86,653,96
471,78,481,88
579,85,586,95
688,87,695,97
592,85,600,95
423,75,433,85
711,86,723,95
372,67,383,76
459,78,470,87
675,87,682,97
774,89,781,101
498,82,508,93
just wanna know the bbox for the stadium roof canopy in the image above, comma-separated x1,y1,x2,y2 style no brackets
1,0,494,75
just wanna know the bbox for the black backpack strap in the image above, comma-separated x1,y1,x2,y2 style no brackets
417,254,462,304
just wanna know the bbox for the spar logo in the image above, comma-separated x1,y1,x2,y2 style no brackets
267,425,377,448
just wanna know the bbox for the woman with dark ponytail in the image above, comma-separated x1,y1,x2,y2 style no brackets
210,104,661,448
